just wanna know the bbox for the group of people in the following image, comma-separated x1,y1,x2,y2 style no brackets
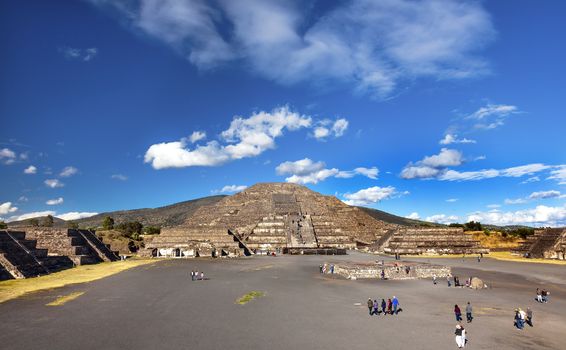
366,296,402,316
514,308,533,329
454,302,473,323
190,269,205,281
535,288,550,303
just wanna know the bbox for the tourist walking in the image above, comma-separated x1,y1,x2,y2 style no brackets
455,324,466,348
465,302,473,323
454,304,462,322
392,296,399,315
373,299,379,315
330,264,335,274
526,307,533,327
514,309,524,330
200,271,204,280
536,288,542,302
319,264,323,273
381,299,387,315
190,270,195,281
542,289,550,303
447,275,452,287
367,298,374,316
433,274,437,285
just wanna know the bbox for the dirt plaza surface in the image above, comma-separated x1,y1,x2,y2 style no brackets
0,252,564,350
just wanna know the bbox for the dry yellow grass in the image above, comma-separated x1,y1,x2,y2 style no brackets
46,291,85,306
487,251,566,265
466,231,522,249
0,259,156,304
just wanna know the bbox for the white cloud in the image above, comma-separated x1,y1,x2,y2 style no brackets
521,176,540,184
144,106,312,169
0,202,18,215
111,174,128,181
425,214,459,224
406,212,420,220
90,0,495,98
446,198,459,202
0,148,16,164
547,166,566,185
18,196,28,202
44,179,64,188
189,131,206,143
46,197,64,205
24,165,37,174
343,186,401,206
7,211,55,222
528,190,561,200
468,204,566,227
60,166,78,177
437,163,556,182
213,185,248,194
501,164,550,177
312,118,350,140
487,204,501,209
60,47,98,61
276,158,378,184
400,148,462,179
439,134,476,145
504,198,528,205
466,104,519,130
56,212,98,221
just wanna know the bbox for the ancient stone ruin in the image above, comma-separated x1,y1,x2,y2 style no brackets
146,183,487,258
0,228,118,280
322,261,451,280
513,228,566,260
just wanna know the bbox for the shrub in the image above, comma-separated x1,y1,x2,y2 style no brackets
143,226,161,235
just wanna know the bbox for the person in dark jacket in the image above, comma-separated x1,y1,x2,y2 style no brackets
381,299,387,315
454,304,463,322
367,298,374,315
373,299,379,315
526,307,533,327
387,299,393,315
465,302,473,323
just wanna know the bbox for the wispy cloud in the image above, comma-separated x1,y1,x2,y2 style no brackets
111,174,128,181
56,212,98,221
505,190,562,205
59,47,98,61
406,212,420,220
44,179,64,188
89,0,495,98
439,134,476,145
212,185,248,194
60,166,78,177
276,158,378,185
189,131,206,143
313,119,349,140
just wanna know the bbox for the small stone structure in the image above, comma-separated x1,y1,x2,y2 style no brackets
513,228,566,260
381,228,488,256
323,260,451,280
0,228,118,280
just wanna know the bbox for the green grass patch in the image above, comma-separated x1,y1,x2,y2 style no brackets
236,291,265,305
46,291,85,306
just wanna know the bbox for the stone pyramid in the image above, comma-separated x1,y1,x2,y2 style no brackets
146,183,394,257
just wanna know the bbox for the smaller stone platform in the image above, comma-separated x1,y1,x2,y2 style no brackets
322,260,451,280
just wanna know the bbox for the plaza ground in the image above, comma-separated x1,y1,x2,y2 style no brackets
0,251,564,350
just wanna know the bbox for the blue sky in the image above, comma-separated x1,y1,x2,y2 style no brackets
1,0,565,226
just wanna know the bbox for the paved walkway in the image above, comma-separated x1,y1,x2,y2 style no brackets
1,253,564,349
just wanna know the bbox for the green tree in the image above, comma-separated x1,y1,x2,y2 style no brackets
143,226,161,235
116,221,143,239
43,215,54,227
30,218,39,227
464,221,482,231
0,221,7,229
67,221,79,229
102,216,115,230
